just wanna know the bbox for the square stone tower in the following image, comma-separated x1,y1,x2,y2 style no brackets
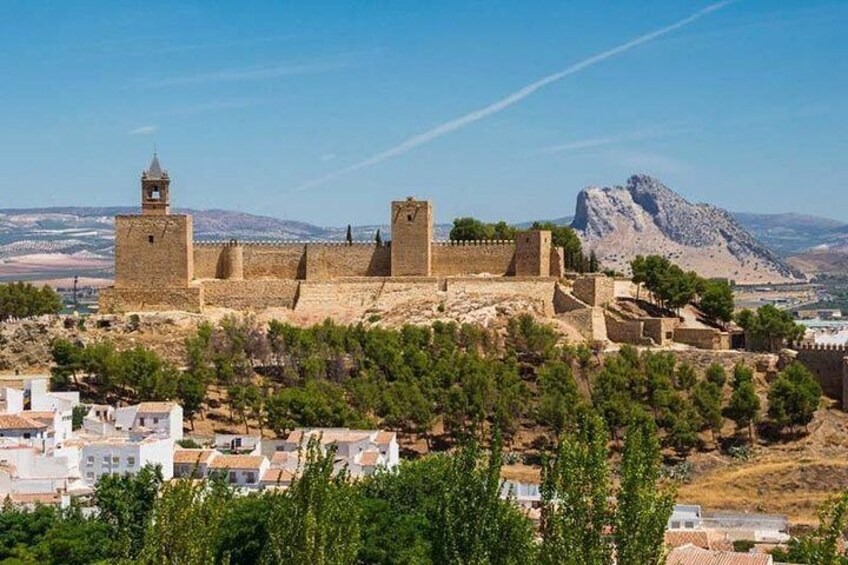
391,197,432,277
114,154,193,288
515,230,551,277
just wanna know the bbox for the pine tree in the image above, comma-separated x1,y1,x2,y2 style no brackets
345,224,353,246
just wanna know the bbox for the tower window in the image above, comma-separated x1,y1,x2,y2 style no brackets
150,186,160,200
407,214,413,221
148,235,154,243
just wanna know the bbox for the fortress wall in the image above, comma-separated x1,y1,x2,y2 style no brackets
795,344,848,404
553,284,589,314
295,278,438,313
201,279,299,310
550,247,565,278
674,327,728,350
305,245,390,279
446,277,557,315
560,307,607,342
432,242,516,277
194,243,306,280
99,286,202,314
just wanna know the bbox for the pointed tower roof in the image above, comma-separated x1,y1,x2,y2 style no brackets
144,153,166,179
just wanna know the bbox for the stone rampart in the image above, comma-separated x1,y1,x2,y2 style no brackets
304,244,390,279
431,241,516,277
115,214,193,288
201,279,299,310
295,278,438,313
553,284,588,314
559,307,607,342
99,286,202,313
794,343,848,407
194,242,306,280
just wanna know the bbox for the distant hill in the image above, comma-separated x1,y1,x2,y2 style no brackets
570,175,804,283
733,212,847,256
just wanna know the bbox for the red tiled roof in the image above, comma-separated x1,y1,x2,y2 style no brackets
374,431,395,445
359,451,380,466
666,545,772,565
261,468,294,483
665,530,712,550
208,455,265,470
0,414,47,430
173,449,216,465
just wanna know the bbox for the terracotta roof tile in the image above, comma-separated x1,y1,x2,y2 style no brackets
665,545,772,565
208,455,265,470
374,431,395,445
173,449,216,465
359,451,380,466
0,414,47,430
665,530,711,550
136,402,176,414
261,468,294,483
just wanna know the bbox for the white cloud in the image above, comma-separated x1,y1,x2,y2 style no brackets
291,0,736,192
129,125,157,135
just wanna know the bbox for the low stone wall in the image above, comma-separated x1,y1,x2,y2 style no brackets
674,327,729,350
99,286,203,313
553,284,588,314
605,314,652,345
642,317,680,346
560,307,607,342
432,243,516,276
201,279,300,310
572,275,615,307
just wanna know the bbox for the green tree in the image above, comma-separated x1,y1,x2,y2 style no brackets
94,464,163,560
539,413,612,565
139,476,234,565
346,224,353,245
736,304,805,352
536,361,583,436
431,436,534,565
262,437,362,565
692,380,723,445
0,282,63,320
728,377,760,444
614,417,676,565
698,279,735,324
767,362,821,435
705,363,727,387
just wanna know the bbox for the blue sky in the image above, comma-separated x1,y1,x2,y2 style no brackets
1,1,845,225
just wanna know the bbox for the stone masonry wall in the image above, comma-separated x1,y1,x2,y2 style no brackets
115,215,193,288
605,314,651,345
572,275,615,307
304,244,391,279
99,286,202,313
201,280,299,310
641,317,680,346
194,243,306,280
446,277,557,315
432,242,516,277
674,327,728,350
795,344,848,406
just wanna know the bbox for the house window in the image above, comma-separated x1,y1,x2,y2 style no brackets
127,457,135,467
245,472,256,484
229,472,237,484
153,418,159,424
112,456,120,464
23,433,30,439
87,456,94,466
139,417,145,427
671,521,681,529
103,456,110,465
148,235,154,244
684,521,695,529
86,472,94,480
150,186,160,200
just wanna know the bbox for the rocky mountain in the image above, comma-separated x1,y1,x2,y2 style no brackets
571,175,805,283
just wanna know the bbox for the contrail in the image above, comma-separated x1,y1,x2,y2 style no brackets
293,0,736,192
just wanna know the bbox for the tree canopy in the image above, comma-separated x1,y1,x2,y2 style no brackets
0,282,63,320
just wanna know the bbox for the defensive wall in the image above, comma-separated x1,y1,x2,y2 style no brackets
794,343,848,409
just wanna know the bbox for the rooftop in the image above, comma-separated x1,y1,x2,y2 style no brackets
665,545,772,565
208,455,265,470
0,414,47,431
135,402,177,414
174,449,217,465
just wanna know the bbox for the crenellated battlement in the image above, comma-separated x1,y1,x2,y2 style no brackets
432,239,515,246
794,342,848,353
194,239,383,247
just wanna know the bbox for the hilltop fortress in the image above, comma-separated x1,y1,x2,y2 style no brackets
100,156,586,315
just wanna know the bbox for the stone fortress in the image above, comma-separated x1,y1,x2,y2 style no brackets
99,156,578,315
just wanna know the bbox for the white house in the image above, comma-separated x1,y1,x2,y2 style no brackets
114,402,183,441
0,442,85,502
214,434,261,455
24,410,73,445
669,504,703,530
24,377,79,413
280,428,400,478
0,387,24,414
0,413,51,449
173,449,220,479
207,454,269,488
81,436,174,484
